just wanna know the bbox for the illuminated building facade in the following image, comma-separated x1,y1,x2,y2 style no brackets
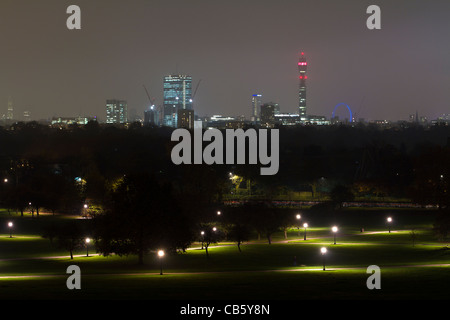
177,109,195,129
298,52,307,120
251,94,262,122
106,99,128,124
7,97,13,120
163,75,193,128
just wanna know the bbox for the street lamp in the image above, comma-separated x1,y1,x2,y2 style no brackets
296,214,301,236
387,217,392,233
201,231,205,249
321,247,327,271
303,223,308,240
85,237,91,256
212,227,217,232
158,250,165,275
8,221,13,238
332,226,338,245
217,211,221,216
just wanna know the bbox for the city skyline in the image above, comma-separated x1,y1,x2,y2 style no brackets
0,1,449,122
0,0,449,306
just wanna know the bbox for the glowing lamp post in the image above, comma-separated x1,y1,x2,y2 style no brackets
303,223,308,240
332,226,338,245
200,231,205,249
8,221,13,238
158,250,165,275
217,211,221,216
387,217,392,233
85,238,91,257
321,247,327,271
296,214,301,236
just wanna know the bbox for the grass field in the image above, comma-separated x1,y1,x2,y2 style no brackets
0,208,448,302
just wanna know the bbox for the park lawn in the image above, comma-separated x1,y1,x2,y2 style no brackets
0,234,87,259
0,240,448,277
0,266,449,300
0,208,447,300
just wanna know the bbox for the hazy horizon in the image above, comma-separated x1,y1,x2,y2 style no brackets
0,0,449,122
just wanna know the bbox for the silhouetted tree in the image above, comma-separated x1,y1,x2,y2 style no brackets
410,146,450,209
222,207,251,252
198,223,223,257
94,173,194,264
56,221,85,259
245,202,282,244
330,184,355,209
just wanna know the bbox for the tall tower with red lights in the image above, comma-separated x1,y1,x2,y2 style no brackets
298,52,307,119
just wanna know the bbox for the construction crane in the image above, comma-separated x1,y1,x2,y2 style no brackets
353,95,365,122
192,79,202,100
190,79,202,112
143,85,163,124
143,85,157,108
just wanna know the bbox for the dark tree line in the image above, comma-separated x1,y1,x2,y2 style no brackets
0,120,449,258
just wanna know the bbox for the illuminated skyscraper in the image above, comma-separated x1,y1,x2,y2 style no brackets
251,94,262,122
6,96,13,120
106,99,128,124
163,75,192,128
298,52,307,120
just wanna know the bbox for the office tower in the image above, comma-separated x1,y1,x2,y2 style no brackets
260,102,280,128
177,109,195,129
23,110,31,121
144,106,158,126
163,75,192,128
106,99,128,124
6,97,13,120
251,94,262,122
298,52,307,120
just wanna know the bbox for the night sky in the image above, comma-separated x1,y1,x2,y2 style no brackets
0,0,449,122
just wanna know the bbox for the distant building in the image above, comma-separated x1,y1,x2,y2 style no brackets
260,103,280,128
307,115,329,126
177,109,194,129
431,114,450,126
6,97,13,120
298,52,307,120
438,113,450,121
369,119,391,126
251,94,262,122
23,111,31,121
206,114,248,130
51,116,96,127
163,75,192,128
274,113,299,126
144,106,158,126
106,99,128,124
